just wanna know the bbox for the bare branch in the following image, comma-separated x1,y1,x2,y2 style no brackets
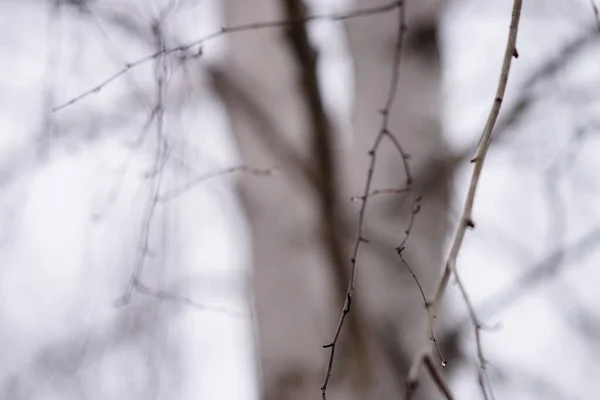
159,165,278,202
418,27,600,199
52,1,403,112
115,20,169,307
406,0,524,397
132,279,246,318
439,227,600,361
350,187,410,202
423,353,455,400
320,3,415,398
396,237,446,368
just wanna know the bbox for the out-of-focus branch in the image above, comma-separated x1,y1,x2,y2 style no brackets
115,20,169,307
418,26,600,198
159,165,278,202
279,1,375,398
350,187,410,201
423,353,455,400
406,1,523,398
208,66,321,190
317,2,434,397
208,63,420,296
52,1,403,112
476,227,600,325
590,0,600,31
132,280,245,317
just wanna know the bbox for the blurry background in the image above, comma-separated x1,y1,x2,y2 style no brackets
1,0,599,399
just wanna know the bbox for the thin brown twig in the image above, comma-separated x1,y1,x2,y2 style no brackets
423,353,455,400
383,129,412,185
396,237,446,367
159,165,278,202
406,0,523,397
395,197,420,253
52,1,403,112
394,194,447,367
465,227,600,332
435,227,600,378
132,279,246,318
211,61,434,355
478,367,495,400
350,187,410,201
382,128,446,357
321,2,413,398
115,20,170,307
453,267,494,400
417,27,600,201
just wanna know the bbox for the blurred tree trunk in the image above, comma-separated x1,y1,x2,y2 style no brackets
215,0,454,398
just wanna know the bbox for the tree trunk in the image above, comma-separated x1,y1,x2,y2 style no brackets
216,0,455,398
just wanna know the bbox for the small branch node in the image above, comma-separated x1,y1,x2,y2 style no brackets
466,218,476,229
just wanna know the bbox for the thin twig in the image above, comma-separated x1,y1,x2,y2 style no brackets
277,0,390,397
395,196,446,366
441,226,600,353
396,241,446,367
417,27,600,200
383,129,412,185
423,353,455,400
478,227,600,322
52,1,403,112
453,266,491,398
159,165,278,202
115,20,169,307
406,0,523,397
395,197,420,254
383,129,447,360
132,280,246,318
350,187,410,201
321,2,412,398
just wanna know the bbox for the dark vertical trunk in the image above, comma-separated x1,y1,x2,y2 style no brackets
216,0,455,398
343,1,453,397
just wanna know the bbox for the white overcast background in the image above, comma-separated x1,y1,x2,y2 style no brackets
1,0,600,399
